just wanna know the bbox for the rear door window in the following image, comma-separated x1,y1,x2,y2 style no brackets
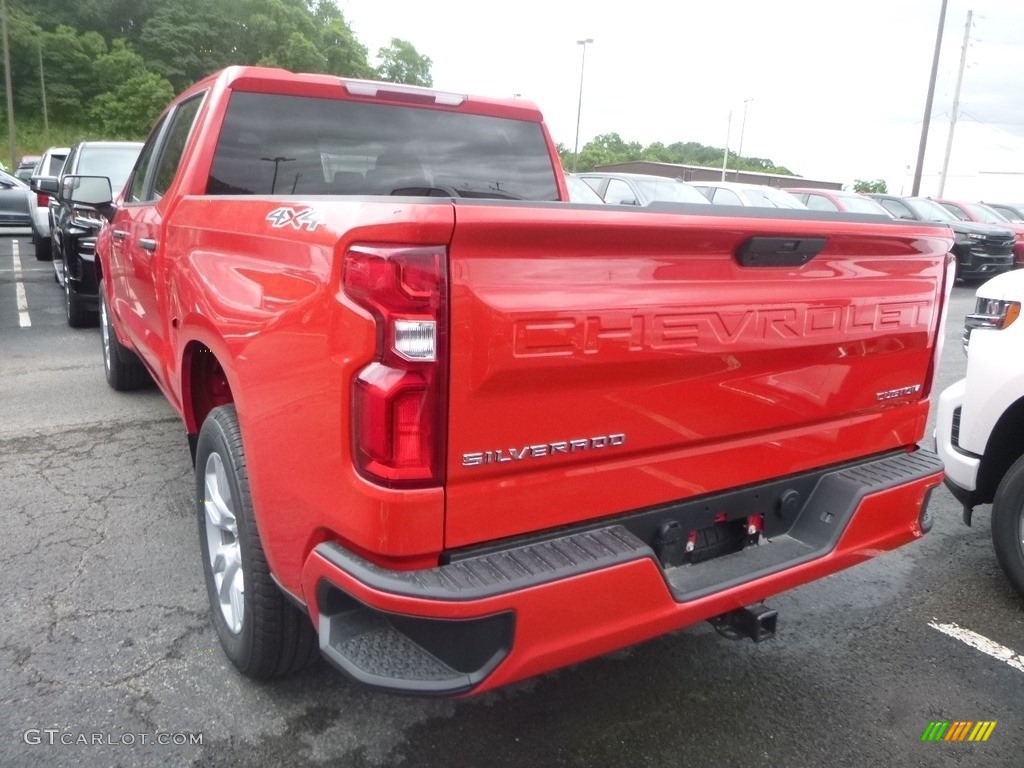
207,92,559,201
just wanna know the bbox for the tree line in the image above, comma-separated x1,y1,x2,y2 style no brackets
561,132,796,176
5,0,433,153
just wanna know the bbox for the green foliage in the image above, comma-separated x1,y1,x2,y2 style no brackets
375,38,433,86
854,178,887,194
566,132,796,176
320,18,372,78
88,71,175,139
3,0,389,157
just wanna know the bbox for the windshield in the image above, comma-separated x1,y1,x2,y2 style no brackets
635,178,709,204
964,202,1010,225
209,92,559,201
740,186,805,209
906,198,959,222
838,195,891,215
78,146,143,192
565,174,604,203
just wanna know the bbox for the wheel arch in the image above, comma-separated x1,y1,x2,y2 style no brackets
181,337,237,458
977,396,1024,506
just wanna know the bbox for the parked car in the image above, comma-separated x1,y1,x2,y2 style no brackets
577,172,709,206
564,173,604,203
15,154,41,182
691,181,806,209
868,194,1015,282
48,141,143,327
933,197,1024,269
27,146,70,260
0,168,32,227
785,187,893,216
985,203,1024,224
936,269,1024,595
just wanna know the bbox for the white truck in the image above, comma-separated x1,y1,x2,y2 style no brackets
936,270,1024,594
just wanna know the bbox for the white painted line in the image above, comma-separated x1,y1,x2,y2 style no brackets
929,619,1024,674
12,239,30,328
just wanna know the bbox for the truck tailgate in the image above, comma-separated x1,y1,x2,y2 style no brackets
444,205,952,549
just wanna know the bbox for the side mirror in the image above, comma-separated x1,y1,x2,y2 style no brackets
32,176,60,195
61,175,113,207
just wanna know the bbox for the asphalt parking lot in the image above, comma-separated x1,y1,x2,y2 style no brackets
1,231,1022,767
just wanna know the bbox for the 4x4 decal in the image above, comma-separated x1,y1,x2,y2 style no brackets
265,206,324,232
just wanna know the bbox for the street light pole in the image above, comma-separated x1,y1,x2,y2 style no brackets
737,98,753,160
1,0,15,171
572,38,593,173
38,40,48,147
912,0,948,196
720,109,732,181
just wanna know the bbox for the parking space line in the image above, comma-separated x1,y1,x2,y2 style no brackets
928,619,1024,674
12,239,31,328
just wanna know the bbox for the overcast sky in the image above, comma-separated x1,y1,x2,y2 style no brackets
338,0,1024,198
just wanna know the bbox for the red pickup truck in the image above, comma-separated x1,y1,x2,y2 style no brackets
72,66,953,695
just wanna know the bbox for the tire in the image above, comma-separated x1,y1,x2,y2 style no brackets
196,405,320,679
99,279,150,390
65,256,94,328
991,454,1024,597
33,231,52,261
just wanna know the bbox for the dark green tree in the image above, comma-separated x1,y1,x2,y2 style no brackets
320,18,372,78
89,71,175,138
138,0,236,90
375,38,432,86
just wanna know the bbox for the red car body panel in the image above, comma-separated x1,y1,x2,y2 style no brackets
97,66,955,694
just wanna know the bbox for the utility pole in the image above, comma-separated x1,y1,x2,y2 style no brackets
1,0,15,171
938,10,972,196
38,41,48,147
912,0,948,196
720,109,732,181
736,97,753,180
572,39,593,173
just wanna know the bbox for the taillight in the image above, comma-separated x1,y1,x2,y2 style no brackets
922,251,956,398
343,244,447,487
36,193,49,207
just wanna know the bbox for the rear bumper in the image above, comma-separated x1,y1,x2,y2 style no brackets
301,449,942,695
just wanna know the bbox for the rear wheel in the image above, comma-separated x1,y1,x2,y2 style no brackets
991,454,1024,597
32,230,52,261
99,279,150,390
196,405,319,678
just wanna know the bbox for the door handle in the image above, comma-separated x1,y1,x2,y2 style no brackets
139,238,158,252
112,229,128,242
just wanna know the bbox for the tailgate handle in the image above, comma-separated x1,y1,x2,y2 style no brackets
735,236,825,267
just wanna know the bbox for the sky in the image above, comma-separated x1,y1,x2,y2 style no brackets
338,0,1024,199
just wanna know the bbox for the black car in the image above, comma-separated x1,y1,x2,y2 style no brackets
48,141,143,327
868,194,1015,282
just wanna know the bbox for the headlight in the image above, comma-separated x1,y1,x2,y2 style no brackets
963,298,1021,352
71,212,103,229
956,232,986,243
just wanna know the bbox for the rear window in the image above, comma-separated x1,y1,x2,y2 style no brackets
43,153,67,176
208,92,559,201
